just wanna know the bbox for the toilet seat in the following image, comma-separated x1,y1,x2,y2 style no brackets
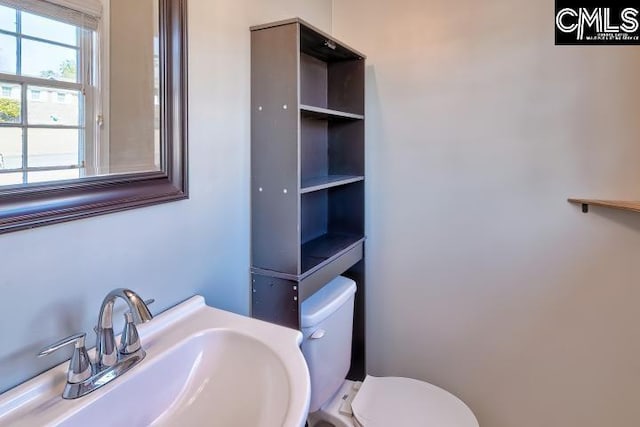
350,376,479,427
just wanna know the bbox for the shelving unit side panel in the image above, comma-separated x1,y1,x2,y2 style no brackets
252,274,299,329
344,259,366,381
251,24,301,274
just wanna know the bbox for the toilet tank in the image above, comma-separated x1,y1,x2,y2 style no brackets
301,276,357,413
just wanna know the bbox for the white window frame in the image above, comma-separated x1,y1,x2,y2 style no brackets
92,0,109,176
0,0,98,184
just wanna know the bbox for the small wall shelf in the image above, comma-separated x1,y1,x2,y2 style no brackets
568,198,640,214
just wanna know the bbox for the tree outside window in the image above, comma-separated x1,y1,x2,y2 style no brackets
0,97,19,122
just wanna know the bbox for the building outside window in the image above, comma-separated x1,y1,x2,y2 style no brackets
0,0,100,186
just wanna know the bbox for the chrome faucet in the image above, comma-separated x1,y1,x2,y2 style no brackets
95,288,153,368
38,288,153,399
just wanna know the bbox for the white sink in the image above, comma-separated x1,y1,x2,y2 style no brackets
0,297,310,427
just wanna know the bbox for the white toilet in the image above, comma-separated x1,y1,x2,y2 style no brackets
301,276,479,427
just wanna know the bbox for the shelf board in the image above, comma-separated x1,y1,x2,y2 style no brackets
300,105,364,121
301,233,364,276
301,175,364,194
568,198,640,214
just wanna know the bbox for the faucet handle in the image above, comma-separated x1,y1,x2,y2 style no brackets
38,332,86,356
119,312,142,355
38,333,92,384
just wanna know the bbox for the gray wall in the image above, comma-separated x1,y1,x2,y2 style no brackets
333,1,640,426
0,0,332,394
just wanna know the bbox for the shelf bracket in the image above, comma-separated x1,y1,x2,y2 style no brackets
582,203,589,213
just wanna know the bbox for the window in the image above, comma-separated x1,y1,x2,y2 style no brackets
0,1,96,185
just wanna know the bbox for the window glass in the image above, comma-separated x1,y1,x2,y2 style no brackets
28,129,80,168
0,5,16,32
22,12,77,47
30,89,41,100
0,83,21,123
28,87,80,126
0,33,16,74
22,39,77,82
28,169,80,183
0,3,92,187
0,128,23,170
0,172,22,186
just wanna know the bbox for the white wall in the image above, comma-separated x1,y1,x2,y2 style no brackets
109,0,156,173
333,1,640,426
0,0,331,394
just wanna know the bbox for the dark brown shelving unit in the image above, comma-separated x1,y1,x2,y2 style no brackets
250,18,366,380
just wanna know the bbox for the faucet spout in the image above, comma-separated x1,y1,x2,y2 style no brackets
96,288,152,368
98,288,153,329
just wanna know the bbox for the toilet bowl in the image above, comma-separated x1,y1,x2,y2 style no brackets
301,276,479,427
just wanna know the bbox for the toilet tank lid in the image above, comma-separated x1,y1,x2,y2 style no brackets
301,276,356,328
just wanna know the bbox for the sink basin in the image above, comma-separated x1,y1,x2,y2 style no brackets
0,297,310,427
61,330,293,426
